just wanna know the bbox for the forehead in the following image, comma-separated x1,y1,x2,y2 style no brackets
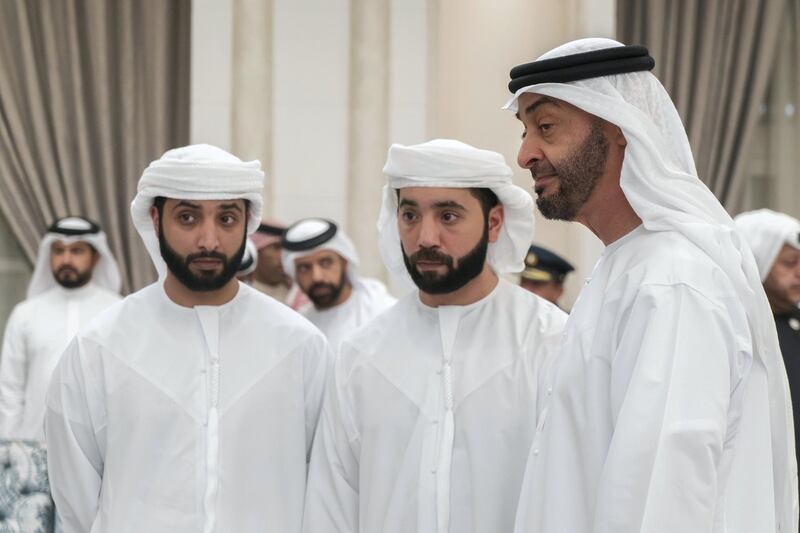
163,198,246,210
51,239,91,250
398,187,479,208
515,92,590,120
294,248,342,264
778,244,800,259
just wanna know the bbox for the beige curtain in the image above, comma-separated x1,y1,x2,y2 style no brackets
616,0,785,211
0,0,190,292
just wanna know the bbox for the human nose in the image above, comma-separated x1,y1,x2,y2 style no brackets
417,215,441,248
310,264,325,282
197,219,221,251
517,135,544,170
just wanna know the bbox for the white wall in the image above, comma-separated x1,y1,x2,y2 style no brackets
190,0,233,150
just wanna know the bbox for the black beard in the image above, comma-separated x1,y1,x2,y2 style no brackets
158,225,246,292
306,272,347,309
535,120,609,221
402,223,489,295
54,266,92,289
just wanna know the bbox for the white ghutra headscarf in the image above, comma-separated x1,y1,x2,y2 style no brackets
735,209,800,282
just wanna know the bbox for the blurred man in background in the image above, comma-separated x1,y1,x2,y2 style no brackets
0,216,121,440
282,218,395,349
736,208,800,475
251,219,307,310
519,244,574,307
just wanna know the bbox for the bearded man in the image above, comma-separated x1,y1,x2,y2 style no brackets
507,38,797,533
302,139,566,533
45,145,331,533
281,218,396,350
0,216,121,440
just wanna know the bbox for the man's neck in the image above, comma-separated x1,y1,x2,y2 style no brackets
419,264,498,308
163,274,240,307
575,181,642,246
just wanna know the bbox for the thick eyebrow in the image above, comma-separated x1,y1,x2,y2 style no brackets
218,202,244,213
433,200,466,211
398,198,419,208
515,96,560,119
174,200,201,210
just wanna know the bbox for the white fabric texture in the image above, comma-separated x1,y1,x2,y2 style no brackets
301,278,396,350
0,283,120,440
27,222,121,299
303,279,567,533
282,219,360,280
735,209,800,281
506,38,798,533
379,139,535,287
514,227,757,532
130,144,265,278
45,282,330,533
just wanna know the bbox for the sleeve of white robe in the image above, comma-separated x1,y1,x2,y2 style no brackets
0,305,27,436
304,332,334,462
45,336,106,533
593,282,749,533
303,349,360,533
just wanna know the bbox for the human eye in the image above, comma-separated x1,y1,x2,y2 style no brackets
177,211,196,224
400,209,417,223
297,264,310,274
441,211,459,224
320,258,333,268
219,213,238,226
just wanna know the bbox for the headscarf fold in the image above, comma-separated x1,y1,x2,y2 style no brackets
735,209,800,281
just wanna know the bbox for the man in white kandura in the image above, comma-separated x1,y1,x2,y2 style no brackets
507,38,798,532
735,209,800,477
303,139,567,533
45,145,331,533
282,218,396,349
0,216,121,440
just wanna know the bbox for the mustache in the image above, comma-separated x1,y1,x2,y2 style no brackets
530,160,558,179
409,247,453,267
57,265,78,275
186,251,227,263
309,282,336,293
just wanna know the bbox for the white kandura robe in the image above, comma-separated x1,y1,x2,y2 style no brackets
514,226,776,533
303,278,567,533
45,282,331,533
302,278,397,350
0,283,120,440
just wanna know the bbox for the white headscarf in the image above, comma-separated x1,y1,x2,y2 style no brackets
735,209,800,282
505,37,797,526
281,218,360,280
27,217,122,299
378,139,534,287
130,144,265,278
